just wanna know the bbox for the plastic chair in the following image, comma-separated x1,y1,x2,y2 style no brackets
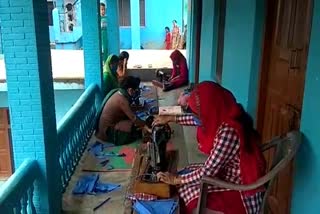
196,131,302,214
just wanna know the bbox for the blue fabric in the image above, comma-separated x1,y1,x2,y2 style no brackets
133,199,178,214
178,168,193,175
140,85,151,92
72,174,120,195
98,151,126,158
88,141,114,156
145,98,156,104
133,201,152,214
148,106,159,114
95,182,120,193
72,174,99,195
193,116,202,126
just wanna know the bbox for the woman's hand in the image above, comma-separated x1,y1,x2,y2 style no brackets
152,115,175,126
156,172,181,185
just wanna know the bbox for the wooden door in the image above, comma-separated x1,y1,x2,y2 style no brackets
257,0,313,213
0,108,12,178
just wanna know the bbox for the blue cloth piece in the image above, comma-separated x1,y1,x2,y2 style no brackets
148,106,159,114
72,174,121,195
193,116,202,126
133,201,152,214
136,111,149,118
88,141,114,156
178,168,193,175
95,182,120,193
145,98,156,104
72,174,99,195
134,199,178,214
100,151,125,157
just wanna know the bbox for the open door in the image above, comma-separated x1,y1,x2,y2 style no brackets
257,0,313,213
0,108,13,179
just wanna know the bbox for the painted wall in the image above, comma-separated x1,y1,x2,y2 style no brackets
0,90,84,123
291,1,320,212
221,0,264,119
119,0,184,49
198,0,219,81
0,33,2,54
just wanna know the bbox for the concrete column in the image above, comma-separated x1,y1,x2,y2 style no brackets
0,0,60,213
130,0,141,49
107,0,120,54
81,0,103,89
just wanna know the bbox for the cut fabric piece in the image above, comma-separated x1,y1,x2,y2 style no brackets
88,141,114,156
95,182,120,193
72,174,99,195
133,199,178,214
177,168,193,175
72,174,120,195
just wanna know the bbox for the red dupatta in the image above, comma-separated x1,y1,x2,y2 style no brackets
169,50,188,81
187,81,266,195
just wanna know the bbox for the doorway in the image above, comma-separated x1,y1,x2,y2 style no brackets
257,0,313,213
0,108,13,179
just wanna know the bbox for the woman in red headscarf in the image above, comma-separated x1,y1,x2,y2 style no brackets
154,81,266,214
153,50,189,92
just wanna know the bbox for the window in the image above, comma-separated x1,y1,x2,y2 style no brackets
47,1,54,26
139,0,145,26
118,0,145,27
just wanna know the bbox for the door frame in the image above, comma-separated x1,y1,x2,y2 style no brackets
0,108,13,179
256,0,314,133
256,0,277,133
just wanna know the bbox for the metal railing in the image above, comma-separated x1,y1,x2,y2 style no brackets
57,84,102,191
0,159,40,213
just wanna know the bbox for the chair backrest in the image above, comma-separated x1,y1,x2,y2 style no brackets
259,131,302,214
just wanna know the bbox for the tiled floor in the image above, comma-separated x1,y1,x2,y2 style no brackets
62,85,191,214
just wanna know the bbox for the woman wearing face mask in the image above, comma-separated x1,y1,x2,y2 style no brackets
95,76,145,145
153,81,266,214
103,54,120,96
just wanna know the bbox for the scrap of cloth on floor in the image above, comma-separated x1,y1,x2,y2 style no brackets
133,199,178,214
88,141,114,156
72,174,120,195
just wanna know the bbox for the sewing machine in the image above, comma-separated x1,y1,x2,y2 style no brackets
141,116,172,182
132,116,177,198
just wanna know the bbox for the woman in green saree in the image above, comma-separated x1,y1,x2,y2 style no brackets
103,54,120,96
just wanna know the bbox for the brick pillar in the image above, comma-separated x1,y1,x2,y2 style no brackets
81,0,103,90
0,0,60,213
